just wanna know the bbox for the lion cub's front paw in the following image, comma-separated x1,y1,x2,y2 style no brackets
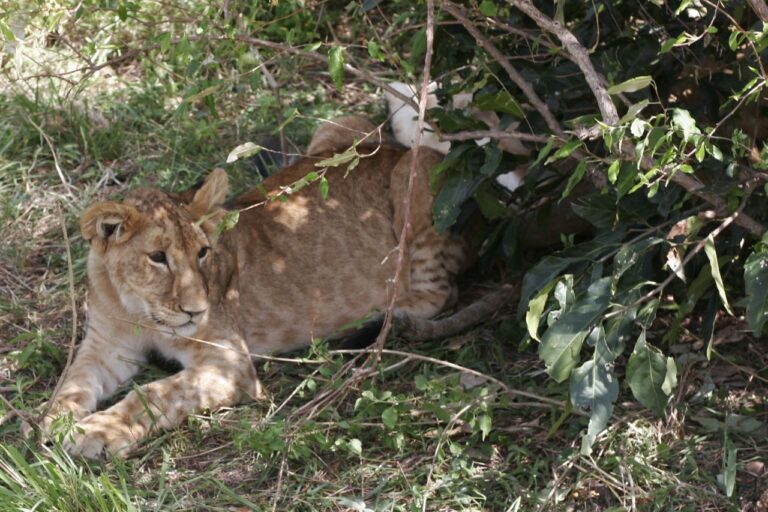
63,412,138,459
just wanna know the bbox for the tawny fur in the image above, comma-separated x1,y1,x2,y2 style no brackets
37,116,466,458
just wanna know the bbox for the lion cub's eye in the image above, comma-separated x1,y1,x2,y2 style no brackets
148,251,167,264
198,246,210,259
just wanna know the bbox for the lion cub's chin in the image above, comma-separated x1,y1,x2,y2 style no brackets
149,317,202,339
167,321,201,339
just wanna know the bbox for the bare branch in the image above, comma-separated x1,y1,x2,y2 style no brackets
441,129,550,144
748,0,768,21
502,0,619,124
442,1,564,136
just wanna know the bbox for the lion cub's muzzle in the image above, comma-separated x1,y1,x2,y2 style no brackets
151,300,209,336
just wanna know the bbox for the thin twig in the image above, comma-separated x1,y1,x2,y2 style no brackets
37,202,80,424
22,115,76,197
373,0,436,354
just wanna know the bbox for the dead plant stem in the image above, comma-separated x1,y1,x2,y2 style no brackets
37,202,79,425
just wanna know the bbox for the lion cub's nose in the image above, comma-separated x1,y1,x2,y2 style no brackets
180,305,208,319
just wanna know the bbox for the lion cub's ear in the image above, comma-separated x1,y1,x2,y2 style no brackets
81,202,141,248
188,168,230,238
188,168,229,218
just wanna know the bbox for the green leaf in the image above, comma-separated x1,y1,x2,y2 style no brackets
630,118,646,137
0,20,16,42
662,356,678,395
539,278,612,383
618,99,650,125
723,437,737,497
276,107,299,132
745,249,768,335
518,229,626,316
526,280,556,342
572,194,618,229
479,0,498,16
660,33,687,53
671,108,701,142
429,108,486,132
158,32,172,53
432,172,484,233
315,148,358,168
477,414,492,440
606,159,620,184
570,326,619,454
184,85,220,103
532,140,555,167
479,145,503,176
474,91,524,118
318,176,329,200
473,184,506,220
367,40,383,60
408,28,427,67
328,46,345,91
607,76,652,95
217,211,240,235
381,407,398,429
226,142,262,163
561,159,587,199
117,2,128,21
626,332,676,415
695,142,706,162
545,140,581,164
612,238,658,291
429,144,471,187
728,29,744,51
704,234,733,315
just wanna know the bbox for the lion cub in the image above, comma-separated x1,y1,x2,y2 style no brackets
37,116,466,458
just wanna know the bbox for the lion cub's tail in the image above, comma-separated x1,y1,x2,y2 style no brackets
339,285,518,349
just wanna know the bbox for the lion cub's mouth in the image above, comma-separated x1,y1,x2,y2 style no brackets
150,313,199,334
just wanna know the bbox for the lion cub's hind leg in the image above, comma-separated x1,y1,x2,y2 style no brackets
389,147,467,319
396,229,465,318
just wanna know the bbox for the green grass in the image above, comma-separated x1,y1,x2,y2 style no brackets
0,7,766,511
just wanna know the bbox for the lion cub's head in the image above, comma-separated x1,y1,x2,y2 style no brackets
80,169,229,337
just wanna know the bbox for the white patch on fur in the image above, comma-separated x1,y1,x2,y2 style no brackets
385,81,527,194
495,170,525,193
384,82,450,154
